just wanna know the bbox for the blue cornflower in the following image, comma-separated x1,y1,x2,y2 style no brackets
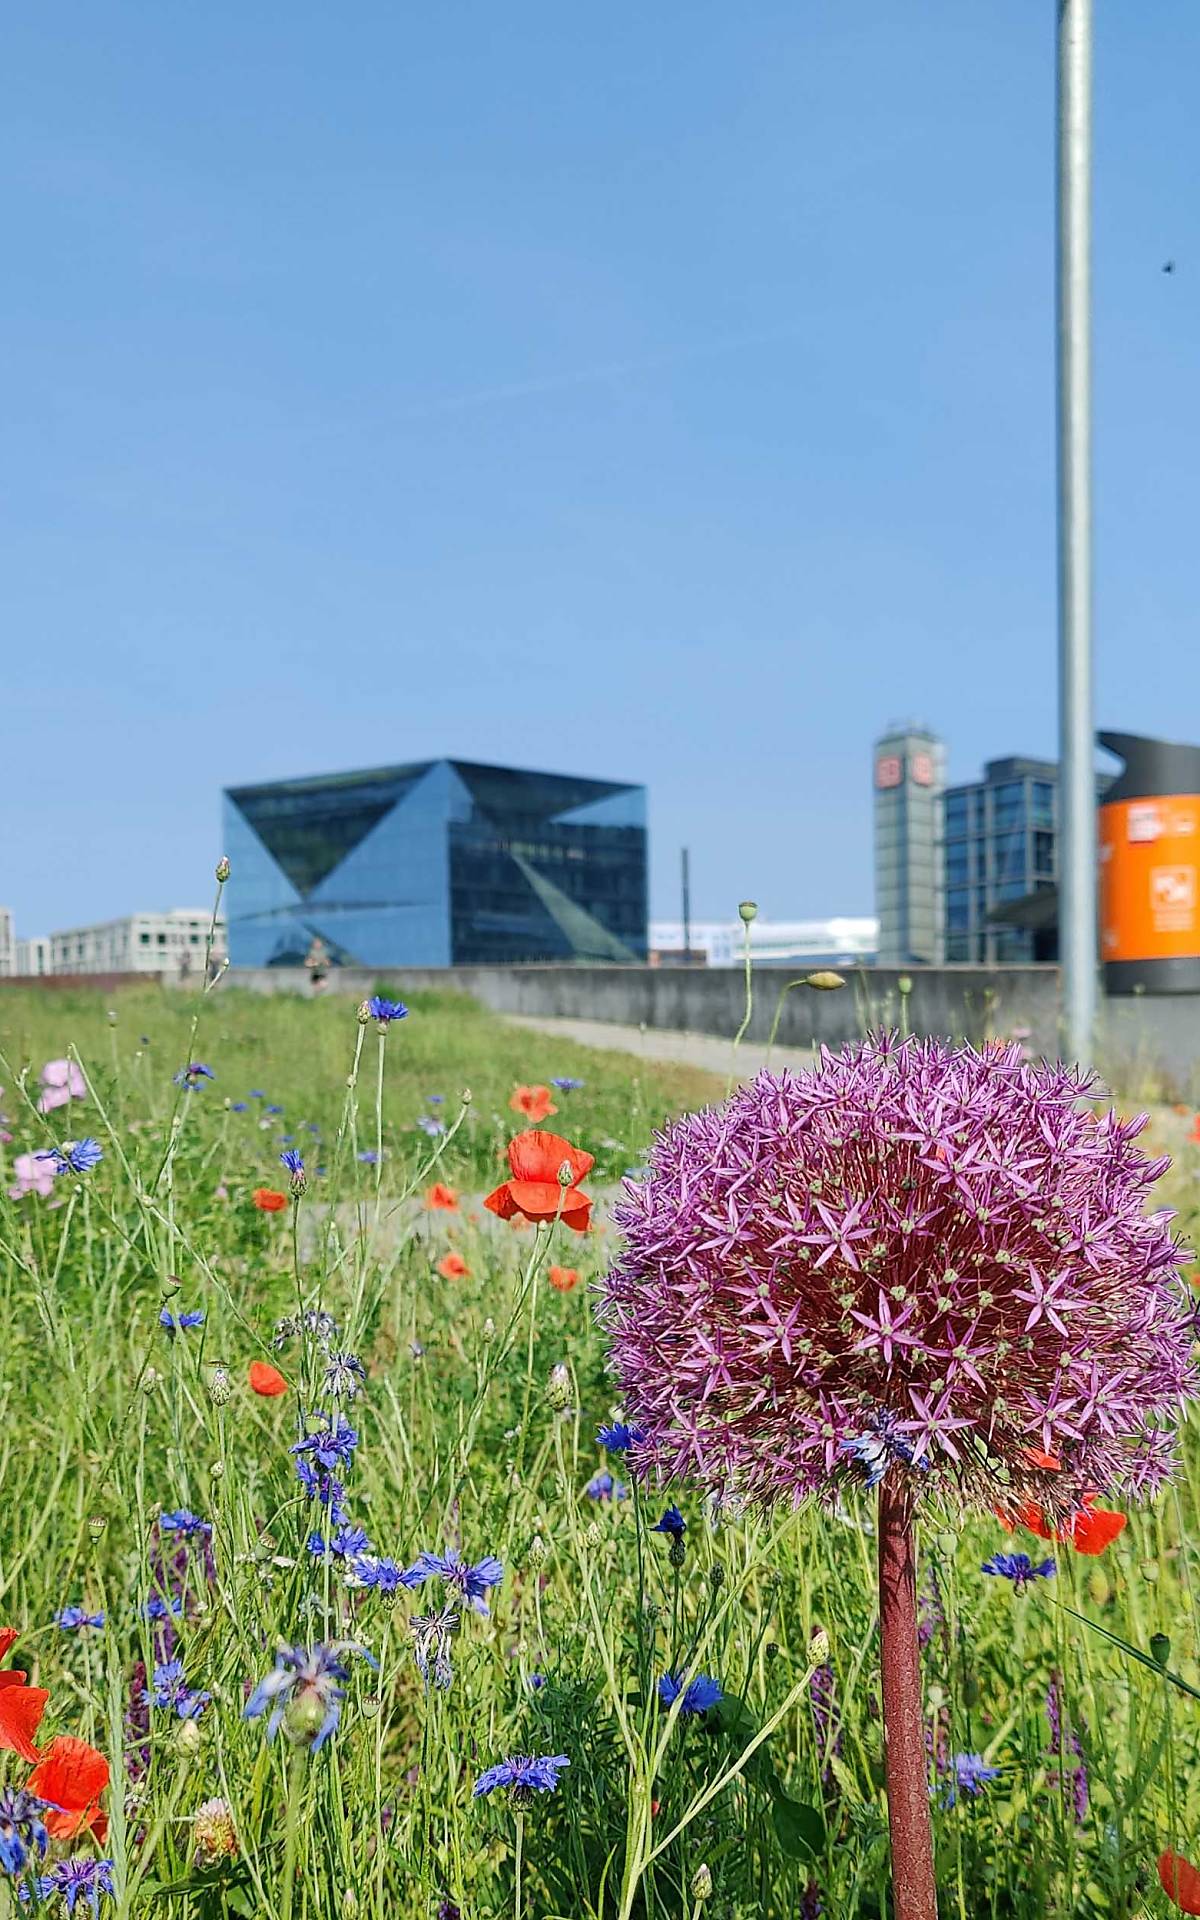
0,1786,50,1877
409,1604,459,1692
173,1063,214,1090
657,1671,723,1716
54,1606,105,1631
651,1506,686,1540
144,1657,211,1719
280,1134,295,1145
472,1753,570,1799
322,1351,367,1399
34,1858,116,1914
402,1548,504,1617
840,1411,926,1490
982,1552,1056,1589
295,1461,349,1522
244,1640,375,1751
427,1094,444,1105
941,1752,1001,1807
249,1090,265,1099
551,1077,584,1092
347,1555,407,1594
280,1148,305,1175
159,1308,205,1336
356,1150,380,1164
528,1672,547,1691
142,1594,184,1622
159,1510,212,1540
36,1138,103,1176
596,1421,645,1453
231,1101,249,1112
417,1115,446,1138
307,1523,372,1561
291,1413,358,1474
265,1104,283,1115
366,996,408,1025
584,1472,628,1502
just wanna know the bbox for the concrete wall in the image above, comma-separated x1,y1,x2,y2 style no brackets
214,962,1200,1092
218,962,1061,1052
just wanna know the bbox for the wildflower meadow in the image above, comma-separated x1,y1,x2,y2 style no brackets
3,892,1200,1918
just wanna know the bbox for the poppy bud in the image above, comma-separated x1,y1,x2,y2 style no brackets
215,857,231,883
897,974,913,995
802,971,846,991
88,1514,107,1541
360,1693,382,1719
1151,1632,1172,1668
162,1273,182,1297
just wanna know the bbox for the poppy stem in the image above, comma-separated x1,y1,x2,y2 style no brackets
878,1476,938,1920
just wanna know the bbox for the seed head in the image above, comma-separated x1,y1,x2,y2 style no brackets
738,900,758,925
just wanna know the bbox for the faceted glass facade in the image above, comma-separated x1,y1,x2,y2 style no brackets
222,759,648,969
942,758,1058,964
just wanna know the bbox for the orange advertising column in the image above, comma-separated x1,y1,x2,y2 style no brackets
1099,731,1200,995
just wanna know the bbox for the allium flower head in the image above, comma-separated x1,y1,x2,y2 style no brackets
600,1038,1196,1519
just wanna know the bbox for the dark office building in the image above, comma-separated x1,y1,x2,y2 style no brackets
222,759,648,969
943,757,1058,963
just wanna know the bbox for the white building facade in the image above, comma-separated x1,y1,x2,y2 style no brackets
48,910,227,977
650,917,878,968
0,908,14,977
16,936,51,976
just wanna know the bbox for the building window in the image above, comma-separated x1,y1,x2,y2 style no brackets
1033,830,1055,876
992,781,1026,829
946,887,970,932
944,793,968,839
140,932,150,945
1031,781,1055,828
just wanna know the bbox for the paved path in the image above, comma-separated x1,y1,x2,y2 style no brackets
500,1012,816,1082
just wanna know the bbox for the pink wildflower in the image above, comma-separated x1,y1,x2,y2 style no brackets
37,1059,87,1115
7,1153,58,1201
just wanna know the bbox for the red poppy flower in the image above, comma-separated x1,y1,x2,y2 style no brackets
26,1735,109,1841
0,1628,18,1665
549,1266,579,1292
509,1085,558,1123
0,1681,49,1763
249,1360,288,1397
252,1188,288,1213
484,1130,594,1234
1160,1851,1200,1914
1068,1505,1127,1554
438,1252,470,1280
1191,1118,1200,1145
425,1183,459,1211
1022,1447,1062,1472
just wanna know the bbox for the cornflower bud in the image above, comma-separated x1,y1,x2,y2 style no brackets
208,1365,232,1405
215,857,231,883
690,1863,713,1901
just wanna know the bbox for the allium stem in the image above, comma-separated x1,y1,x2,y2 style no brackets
878,1478,937,1920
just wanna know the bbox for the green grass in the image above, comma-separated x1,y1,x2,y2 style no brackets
0,982,1199,1919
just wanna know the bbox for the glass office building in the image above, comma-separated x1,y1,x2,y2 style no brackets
942,756,1058,963
222,758,648,969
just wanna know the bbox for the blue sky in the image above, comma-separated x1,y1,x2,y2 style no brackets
5,3,1198,935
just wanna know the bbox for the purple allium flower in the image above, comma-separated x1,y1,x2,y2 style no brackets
651,1505,686,1539
159,1308,205,1336
244,1641,375,1750
472,1753,569,1799
597,1421,645,1453
657,1671,723,1715
402,1549,503,1617
599,1037,1196,1517
366,996,408,1025
144,1658,210,1718
0,1786,50,1877
35,1856,116,1913
981,1551,1056,1589
55,1606,105,1631
940,1751,1000,1806
37,1137,103,1176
